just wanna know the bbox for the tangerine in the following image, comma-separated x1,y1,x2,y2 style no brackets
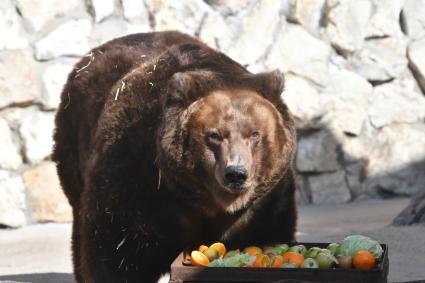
244,246,263,256
282,251,305,267
190,250,209,267
253,254,271,267
198,245,208,253
353,250,376,270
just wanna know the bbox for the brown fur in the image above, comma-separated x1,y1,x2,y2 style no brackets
53,31,297,283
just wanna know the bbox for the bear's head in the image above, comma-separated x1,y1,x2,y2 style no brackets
156,68,295,215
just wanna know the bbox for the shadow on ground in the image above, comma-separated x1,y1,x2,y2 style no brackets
0,273,75,283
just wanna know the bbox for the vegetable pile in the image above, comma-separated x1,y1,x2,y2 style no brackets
189,235,383,270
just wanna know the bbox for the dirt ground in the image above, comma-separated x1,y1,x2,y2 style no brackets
1,198,424,283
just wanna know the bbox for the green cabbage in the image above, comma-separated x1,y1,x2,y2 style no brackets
337,235,383,261
208,253,255,267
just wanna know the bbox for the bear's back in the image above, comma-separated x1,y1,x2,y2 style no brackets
53,31,205,207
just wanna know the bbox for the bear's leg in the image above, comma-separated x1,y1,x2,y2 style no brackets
72,210,83,282
78,213,174,283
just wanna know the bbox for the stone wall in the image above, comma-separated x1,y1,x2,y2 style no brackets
1,0,424,227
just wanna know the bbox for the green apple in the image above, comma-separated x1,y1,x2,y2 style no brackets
272,246,287,255
327,243,339,256
300,258,319,268
289,245,307,256
319,248,332,255
316,252,337,268
305,247,321,258
265,247,287,257
275,244,289,253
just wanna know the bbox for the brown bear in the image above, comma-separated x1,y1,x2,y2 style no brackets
53,31,297,283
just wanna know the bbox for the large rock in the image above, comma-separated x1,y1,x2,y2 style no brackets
344,162,369,199
350,37,408,83
16,0,79,32
126,22,153,35
368,82,425,128
324,0,372,54
0,106,38,130
198,11,235,51
366,0,405,38
308,171,351,204
87,0,115,23
407,38,425,94
320,70,373,136
122,0,150,26
296,130,340,173
204,0,257,15
0,170,27,227
225,0,283,65
265,23,331,85
35,19,92,61
22,162,72,223
19,111,55,164
41,63,74,110
0,119,22,170
146,0,212,35
287,0,326,35
393,189,425,225
90,18,129,47
366,123,425,196
0,0,28,50
402,0,425,41
282,74,324,126
0,51,40,109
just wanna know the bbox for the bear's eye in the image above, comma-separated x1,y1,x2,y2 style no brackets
165,96,183,108
250,131,260,140
206,131,222,143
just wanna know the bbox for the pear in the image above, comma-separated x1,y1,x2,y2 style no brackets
336,255,353,269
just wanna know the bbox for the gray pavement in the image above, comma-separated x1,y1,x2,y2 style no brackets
1,198,424,282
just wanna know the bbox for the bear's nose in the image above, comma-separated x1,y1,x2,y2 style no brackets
224,165,248,185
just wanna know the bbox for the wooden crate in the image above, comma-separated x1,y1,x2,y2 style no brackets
169,242,389,283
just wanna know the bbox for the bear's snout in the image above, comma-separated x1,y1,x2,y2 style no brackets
224,165,248,189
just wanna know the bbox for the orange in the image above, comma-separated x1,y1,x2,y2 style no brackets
271,256,284,267
190,250,209,267
198,245,208,253
253,254,271,267
210,242,226,257
244,246,263,256
353,250,376,270
282,251,305,267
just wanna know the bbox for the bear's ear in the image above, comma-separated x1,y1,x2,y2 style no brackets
252,70,285,103
164,72,195,109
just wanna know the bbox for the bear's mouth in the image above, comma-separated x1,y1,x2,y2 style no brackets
223,181,249,194
210,181,255,214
